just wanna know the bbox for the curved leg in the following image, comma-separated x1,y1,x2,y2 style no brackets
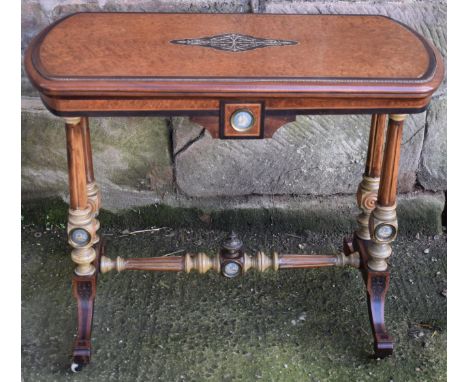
366,268,393,358
350,114,405,357
65,117,101,371
353,237,393,358
71,275,96,371
71,239,105,371
364,113,406,357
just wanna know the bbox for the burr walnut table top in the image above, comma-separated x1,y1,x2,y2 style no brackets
25,12,444,115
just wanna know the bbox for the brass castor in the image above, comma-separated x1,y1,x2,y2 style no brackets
70,359,85,373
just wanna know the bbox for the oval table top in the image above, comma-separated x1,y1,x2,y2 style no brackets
25,13,444,115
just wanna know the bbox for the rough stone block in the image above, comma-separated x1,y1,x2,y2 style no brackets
417,96,447,191
263,0,446,97
21,98,173,209
174,113,425,197
21,0,253,95
172,116,205,155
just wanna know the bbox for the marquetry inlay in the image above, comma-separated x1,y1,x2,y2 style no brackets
170,33,298,52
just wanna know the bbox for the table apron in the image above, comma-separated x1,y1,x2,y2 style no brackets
41,94,430,117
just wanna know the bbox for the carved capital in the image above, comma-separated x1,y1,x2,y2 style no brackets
86,181,101,217
64,117,82,125
356,176,380,240
389,114,408,122
357,176,380,211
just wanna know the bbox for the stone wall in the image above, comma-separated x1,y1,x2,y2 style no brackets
21,1,446,221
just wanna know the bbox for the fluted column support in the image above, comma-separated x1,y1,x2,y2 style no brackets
356,114,387,240
65,116,99,276
367,114,407,271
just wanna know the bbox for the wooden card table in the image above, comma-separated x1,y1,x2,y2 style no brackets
25,12,444,371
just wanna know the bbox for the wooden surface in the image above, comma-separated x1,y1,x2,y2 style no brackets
34,13,431,79
65,119,88,210
278,254,340,269
25,13,444,115
221,102,263,138
71,238,105,369
121,257,184,272
378,117,404,206
81,117,95,184
352,236,394,358
365,114,387,178
39,94,436,116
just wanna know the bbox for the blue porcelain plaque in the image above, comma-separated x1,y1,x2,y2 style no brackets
230,109,255,132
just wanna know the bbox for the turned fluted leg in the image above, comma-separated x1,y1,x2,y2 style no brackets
81,117,101,220
65,116,100,372
345,114,386,257
66,117,99,277
368,114,406,271
356,114,387,241
364,113,406,358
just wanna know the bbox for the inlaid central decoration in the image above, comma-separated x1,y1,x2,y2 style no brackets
170,33,298,52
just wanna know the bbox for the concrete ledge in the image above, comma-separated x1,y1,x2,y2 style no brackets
22,191,445,235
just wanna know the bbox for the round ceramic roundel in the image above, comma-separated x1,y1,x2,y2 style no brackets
375,224,396,241
69,228,91,247
230,109,255,132
222,261,241,278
